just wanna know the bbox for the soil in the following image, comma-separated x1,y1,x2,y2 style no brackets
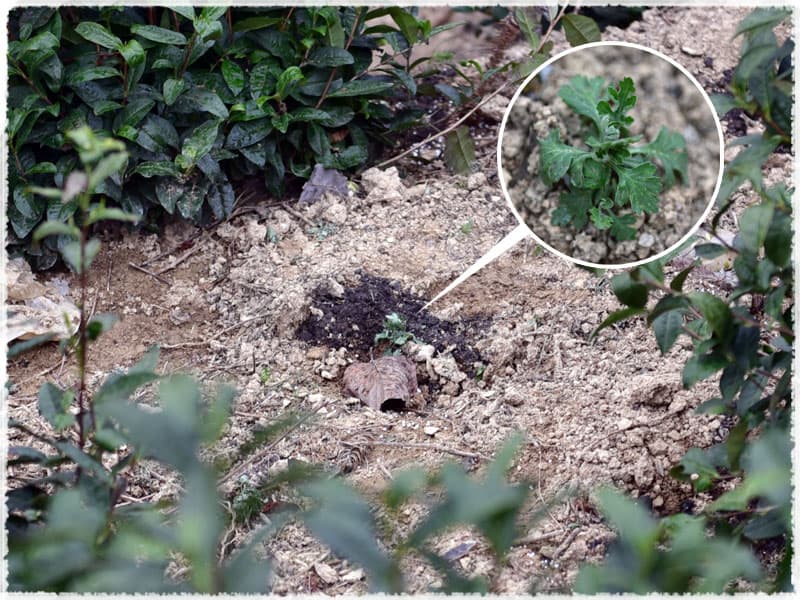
501,44,721,265
5,5,793,595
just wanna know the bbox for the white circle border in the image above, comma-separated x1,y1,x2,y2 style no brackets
496,40,726,270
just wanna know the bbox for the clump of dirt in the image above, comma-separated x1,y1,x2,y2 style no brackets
296,271,489,375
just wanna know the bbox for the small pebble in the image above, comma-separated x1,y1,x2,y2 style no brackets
638,233,656,248
618,418,633,431
681,46,703,57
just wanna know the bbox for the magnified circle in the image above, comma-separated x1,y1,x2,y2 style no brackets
498,41,724,269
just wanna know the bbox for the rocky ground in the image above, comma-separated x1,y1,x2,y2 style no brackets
6,5,793,594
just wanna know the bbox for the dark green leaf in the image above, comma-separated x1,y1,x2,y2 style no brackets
562,14,601,46
736,203,774,254
74,22,123,49
38,383,74,432
163,78,186,106
652,310,684,354
592,307,646,338
694,243,728,259
134,161,182,178
443,126,475,175
327,79,395,98
683,352,730,388
131,24,187,45
308,47,355,67
611,273,648,308
688,292,732,341
221,60,246,96
181,120,221,166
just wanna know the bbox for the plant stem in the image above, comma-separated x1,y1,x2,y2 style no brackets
315,7,362,109
77,223,89,450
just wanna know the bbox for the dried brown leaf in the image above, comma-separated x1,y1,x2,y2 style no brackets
342,356,418,410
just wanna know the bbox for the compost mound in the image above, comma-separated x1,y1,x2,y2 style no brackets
296,272,488,374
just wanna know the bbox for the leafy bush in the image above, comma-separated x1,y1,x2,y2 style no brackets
540,76,688,241
7,6,455,268
575,488,761,593
8,128,274,592
711,7,792,145
587,7,792,593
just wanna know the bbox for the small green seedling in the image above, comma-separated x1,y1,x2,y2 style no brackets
460,219,475,235
539,75,688,241
259,366,272,384
375,312,418,353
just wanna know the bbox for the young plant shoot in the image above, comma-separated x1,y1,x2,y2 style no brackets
539,76,688,241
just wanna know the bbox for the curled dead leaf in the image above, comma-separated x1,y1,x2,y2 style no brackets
342,356,418,411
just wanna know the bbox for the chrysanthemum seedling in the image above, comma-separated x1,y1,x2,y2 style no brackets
539,75,688,241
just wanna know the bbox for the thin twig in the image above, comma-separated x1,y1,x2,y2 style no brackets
281,202,315,227
374,80,513,170
128,262,170,285
161,312,271,350
155,242,203,276
347,440,491,462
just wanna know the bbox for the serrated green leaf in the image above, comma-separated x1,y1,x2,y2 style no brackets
610,213,638,241
633,126,688,187
514,8,540,49
538,129,591,186
597,77,636,127
558,75,605,129
614,162,661,214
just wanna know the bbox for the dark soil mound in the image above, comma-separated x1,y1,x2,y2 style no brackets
296,271,489,374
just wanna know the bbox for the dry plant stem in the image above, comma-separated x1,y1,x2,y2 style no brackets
161,312,271,350
76,226,90,449
347,439,491,462
128,261,170,285
315,8,362,109
375,80,513,169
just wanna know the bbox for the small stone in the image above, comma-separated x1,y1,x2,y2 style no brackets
540,545,557,559
618,418,633,431
638,233,656,248
320,370,335,380
321,202,348,225
308,392,325,405
325,278,345,299
681,46,703,57
306,346,327,360
467,172,487,190
414,344,436,362
652,496,664,508
314,563,339,584
268,459,289,476
341,569,364,583
423,425,440,436
669,397,688,413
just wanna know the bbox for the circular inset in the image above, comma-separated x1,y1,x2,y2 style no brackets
498,42,724,268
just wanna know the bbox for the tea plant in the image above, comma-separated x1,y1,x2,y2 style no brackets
540,76,688,241
6,6,456,268
8,128,276,592
586,9,792,592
